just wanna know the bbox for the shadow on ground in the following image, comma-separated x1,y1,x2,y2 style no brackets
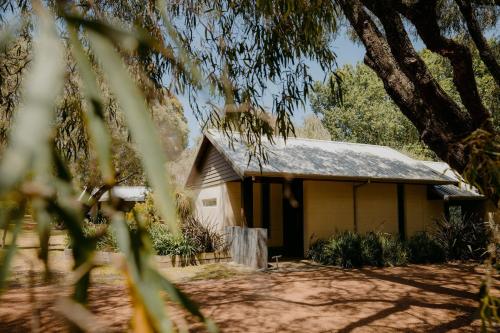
180,261,483,332
0,260,488,332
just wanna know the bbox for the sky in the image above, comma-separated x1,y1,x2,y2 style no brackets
179,30,368,146
176,22,497,147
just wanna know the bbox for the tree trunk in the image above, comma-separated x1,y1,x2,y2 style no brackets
337,0,497,195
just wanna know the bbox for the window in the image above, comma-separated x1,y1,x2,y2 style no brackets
202,198,217,207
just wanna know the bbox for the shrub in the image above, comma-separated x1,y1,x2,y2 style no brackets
181,216,227,253
147,222,173,254
379,233,408,266
309,231,408,268
154,234,198,258
307,239,329,263
407,232,446,264
88,210,109,225
360,232,408,267
432,213,489,261
154,232,199,266
361,232,384,266
322,231,363,268
65,221,117,251
68,189,226,264
125,194,161,225
126,191,227,254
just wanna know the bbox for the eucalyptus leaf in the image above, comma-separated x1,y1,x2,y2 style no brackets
151,269,219,333
88,30,178,233
0,201,26,292
69,27,115,184
112,215,174,332
0,8,64,193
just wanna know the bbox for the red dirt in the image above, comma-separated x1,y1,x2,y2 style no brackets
0,261,492,332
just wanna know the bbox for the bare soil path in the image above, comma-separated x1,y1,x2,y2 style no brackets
182,261,486,332
0,230,495,332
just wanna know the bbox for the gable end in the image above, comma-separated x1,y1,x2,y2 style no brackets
185,139,241,189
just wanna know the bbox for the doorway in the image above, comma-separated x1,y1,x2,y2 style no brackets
282,179,304,257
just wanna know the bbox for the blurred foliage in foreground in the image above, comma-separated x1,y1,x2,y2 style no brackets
0,0,498,331
68,193,227,260
0,2,215,332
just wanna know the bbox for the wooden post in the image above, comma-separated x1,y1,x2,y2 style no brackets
397,184,406,241
241,177,254,227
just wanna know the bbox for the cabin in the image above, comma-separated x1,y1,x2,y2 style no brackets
81,186,150,215
185,131,485,257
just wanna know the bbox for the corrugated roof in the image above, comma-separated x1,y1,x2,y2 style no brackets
205,131,456,184
97,186,149,202
432,184,483,200
420,161,484,200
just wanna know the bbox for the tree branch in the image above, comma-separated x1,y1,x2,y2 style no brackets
396,0,492,130
341,1,443,152
337,0,486,173
363,0,471,139
455,0,500,86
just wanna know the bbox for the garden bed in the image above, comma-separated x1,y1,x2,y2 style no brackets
63,249,231,267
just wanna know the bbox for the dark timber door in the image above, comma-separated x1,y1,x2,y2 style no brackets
283,179,304,257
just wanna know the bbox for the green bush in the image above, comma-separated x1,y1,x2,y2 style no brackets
147,222,173,254
67,195,226,262
379,233,409,266
65,221,117,251
156,234,199,258
432,213,489,261
361,232,384,266
307,239,329,263
407,232,446,264
318,231,363,268
309,231,408,268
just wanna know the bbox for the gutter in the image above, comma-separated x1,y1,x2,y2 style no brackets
244,171,457,186
443,194,486,202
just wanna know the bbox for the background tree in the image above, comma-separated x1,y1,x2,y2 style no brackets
311,42,499,160
335,0,499,200
312,64,435,159
0,0,498,330
294,115,332,141
1,1,497,194
0,30,190,190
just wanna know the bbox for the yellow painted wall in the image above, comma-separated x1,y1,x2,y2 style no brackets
404,184,444,236
356,183,398,234
225,181,242,227
222,181,283,247
194,180,446,255
303,180,354,252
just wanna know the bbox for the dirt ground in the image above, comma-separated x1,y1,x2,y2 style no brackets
0,230,497,332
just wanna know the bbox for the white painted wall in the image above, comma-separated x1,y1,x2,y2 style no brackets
191,182,242,231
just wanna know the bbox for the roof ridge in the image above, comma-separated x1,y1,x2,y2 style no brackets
200,130,456,185
207,129,401,150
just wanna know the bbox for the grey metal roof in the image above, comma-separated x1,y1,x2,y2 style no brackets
420,161,484,200
432,184,484,201
96,186,149,202
205,131,456,184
